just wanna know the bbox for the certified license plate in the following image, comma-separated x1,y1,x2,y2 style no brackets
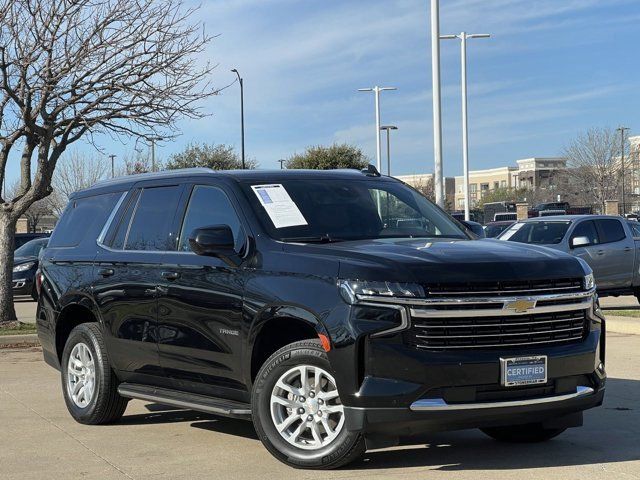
500,355,547,387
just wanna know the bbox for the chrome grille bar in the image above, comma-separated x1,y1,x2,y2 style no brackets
413,315,584,329
410,297,592,318
415,326,584,339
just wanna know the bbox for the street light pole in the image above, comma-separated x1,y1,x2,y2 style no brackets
146,137,163,172
358,86,397,173
278,159,286,170
380,126,398,176
430,0,444,208
441,32,490,221
231,69,246,169
109,154,116,178
618,126,630,214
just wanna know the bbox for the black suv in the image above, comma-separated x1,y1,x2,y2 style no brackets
37,168,605,469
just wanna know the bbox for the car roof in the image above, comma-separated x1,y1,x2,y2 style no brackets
487,220,516,226
73,168,392,198
519,214,622,223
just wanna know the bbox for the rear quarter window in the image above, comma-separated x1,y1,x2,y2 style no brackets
48,192,122,248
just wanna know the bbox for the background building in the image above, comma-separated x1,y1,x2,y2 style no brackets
453,166,517,210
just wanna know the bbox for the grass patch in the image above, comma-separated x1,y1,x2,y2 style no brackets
0,322,37,336
603,309,640,318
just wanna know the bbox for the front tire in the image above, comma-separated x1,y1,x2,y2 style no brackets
252,339,365,469
481,423,567,443
61,323,128,425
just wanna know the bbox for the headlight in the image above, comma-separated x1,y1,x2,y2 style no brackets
584,273,595,290
339,279,424,304
13,262,35,273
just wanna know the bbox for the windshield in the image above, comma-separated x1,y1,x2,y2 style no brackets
241,178,468,242
14,238,48,257
485,223,513,238
499,221,571,244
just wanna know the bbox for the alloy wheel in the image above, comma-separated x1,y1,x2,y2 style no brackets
270,364,345,451
66,342,96,408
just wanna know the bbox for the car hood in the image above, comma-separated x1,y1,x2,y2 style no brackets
287,238,587,284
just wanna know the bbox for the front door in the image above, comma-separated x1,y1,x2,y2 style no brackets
568,219,609,287
157,183,249,401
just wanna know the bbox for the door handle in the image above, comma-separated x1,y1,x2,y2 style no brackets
98,268,114,277
596,250,605,256
161,271,181,281
623,247,633,253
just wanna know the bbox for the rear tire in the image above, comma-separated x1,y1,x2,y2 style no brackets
252,339,365,469
61,323,128,425
481,423,566,443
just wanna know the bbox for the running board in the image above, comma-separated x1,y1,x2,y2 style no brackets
118,383,252,420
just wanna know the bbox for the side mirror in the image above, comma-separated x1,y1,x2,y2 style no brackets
189,225,239,264
460,220,486,239
570,236,591,248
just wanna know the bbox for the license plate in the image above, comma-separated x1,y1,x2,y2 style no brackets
500,355,547,387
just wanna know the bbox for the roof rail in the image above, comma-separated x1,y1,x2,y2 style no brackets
92,168,216,188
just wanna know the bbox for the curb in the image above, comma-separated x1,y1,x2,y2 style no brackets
605,316,640,336
0,333,40,348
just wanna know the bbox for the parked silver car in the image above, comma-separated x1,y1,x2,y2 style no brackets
498,215,640,300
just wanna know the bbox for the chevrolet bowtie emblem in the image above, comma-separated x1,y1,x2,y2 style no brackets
505,299,536,313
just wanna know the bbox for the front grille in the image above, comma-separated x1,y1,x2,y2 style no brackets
424,278,583,297
407,309,588,350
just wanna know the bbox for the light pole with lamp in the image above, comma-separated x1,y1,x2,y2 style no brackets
231,69,246,169
380,125,398,176
440,31,490,221
109,154,116,178
358,86,396,173
149,137,163,172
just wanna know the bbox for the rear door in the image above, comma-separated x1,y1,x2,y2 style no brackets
93,182,186,386
156,181,249,401
593,218,634,289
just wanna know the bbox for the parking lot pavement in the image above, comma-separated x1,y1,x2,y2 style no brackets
600,295,640,310
13,296,37,324
0,333,638,480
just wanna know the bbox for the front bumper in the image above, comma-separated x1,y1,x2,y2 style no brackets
12,277,34,295
345,383,604,436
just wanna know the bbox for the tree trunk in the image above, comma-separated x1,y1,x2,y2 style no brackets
0,213,18,327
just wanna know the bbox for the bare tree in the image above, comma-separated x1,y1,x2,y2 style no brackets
412,177,435,202
48,150,109,216
0,0,217,324
564,128,628,210
6,179,53,231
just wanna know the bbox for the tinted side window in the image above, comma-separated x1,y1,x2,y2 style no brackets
571,220,599,245
110,190,140,250
125,186,182,251
629,221,640,238
178,185,243,252
49,192,121,248
596,219,626,244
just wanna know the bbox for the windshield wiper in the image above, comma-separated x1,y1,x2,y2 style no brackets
280,234,343,244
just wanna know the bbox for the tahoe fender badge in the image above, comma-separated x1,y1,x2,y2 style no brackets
220,328,240,336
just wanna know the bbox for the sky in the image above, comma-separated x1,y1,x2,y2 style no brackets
7,0,640,184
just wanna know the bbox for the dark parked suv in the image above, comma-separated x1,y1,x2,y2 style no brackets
37,168,606,469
